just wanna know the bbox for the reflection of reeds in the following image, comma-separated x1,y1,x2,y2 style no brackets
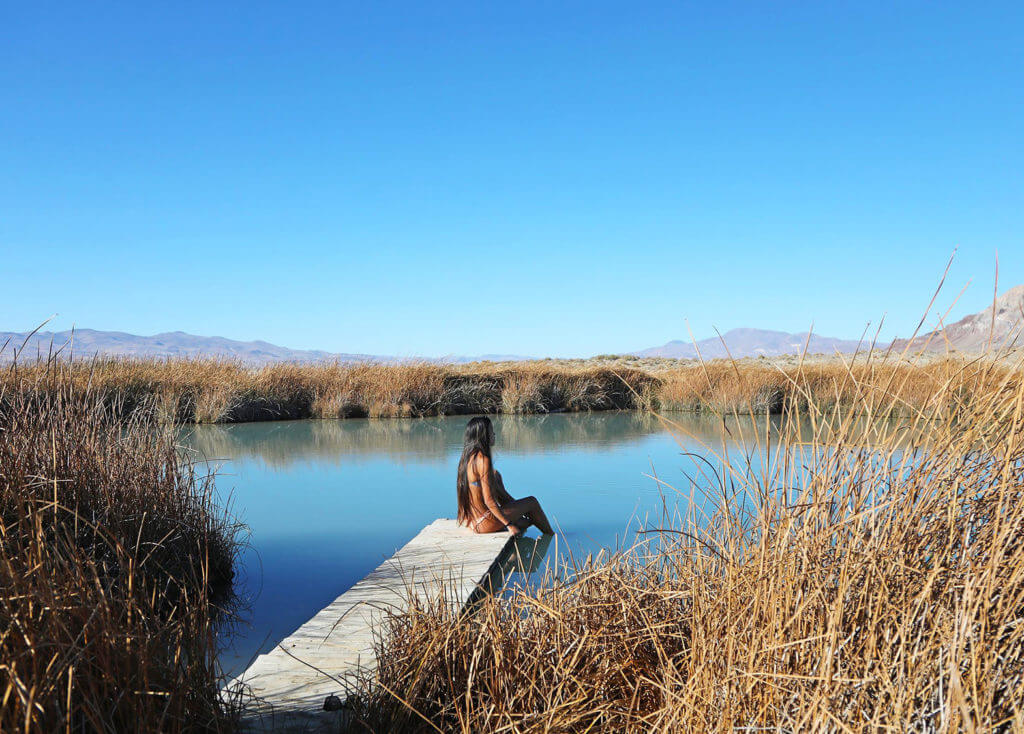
181,411,671,469
0,359,242,731
7,356,1015,424
349,349,1024,731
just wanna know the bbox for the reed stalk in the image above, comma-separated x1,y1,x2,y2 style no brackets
3,355,1008,424
348,349,1024,732
0,357,242,732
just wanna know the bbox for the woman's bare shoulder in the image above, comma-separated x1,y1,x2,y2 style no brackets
469,451,491,475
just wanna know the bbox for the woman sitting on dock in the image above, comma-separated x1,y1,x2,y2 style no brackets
457,416,555,536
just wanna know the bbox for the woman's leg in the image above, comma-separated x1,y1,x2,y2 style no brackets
499,496,554,535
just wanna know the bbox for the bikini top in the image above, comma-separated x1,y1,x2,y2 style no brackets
468,451,489,487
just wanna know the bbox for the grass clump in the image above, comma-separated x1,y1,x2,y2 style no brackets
0,358,241,732
348,350,1024,732
6,350,1016,424
3,359,659,423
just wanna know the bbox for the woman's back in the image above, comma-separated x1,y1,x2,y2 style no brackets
456,416,554,536
465,451,492,513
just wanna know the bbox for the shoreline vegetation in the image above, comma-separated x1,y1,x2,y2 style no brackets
0,359,242,732
5,348,1024,730
4,353,1020,423
348,350,1024,732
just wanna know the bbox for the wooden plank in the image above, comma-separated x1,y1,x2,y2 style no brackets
229,519,516,732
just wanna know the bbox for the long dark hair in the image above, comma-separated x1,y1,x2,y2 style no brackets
456,416,495,524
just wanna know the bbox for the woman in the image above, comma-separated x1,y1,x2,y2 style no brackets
456,417,554,536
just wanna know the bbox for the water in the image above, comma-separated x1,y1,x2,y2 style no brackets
180,412,770,674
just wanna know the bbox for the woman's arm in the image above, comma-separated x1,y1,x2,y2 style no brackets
476,455,520,536
492,470,515,505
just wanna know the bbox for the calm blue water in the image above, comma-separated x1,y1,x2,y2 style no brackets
181,412,767,674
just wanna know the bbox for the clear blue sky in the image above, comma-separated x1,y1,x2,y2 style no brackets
3,2,1022,357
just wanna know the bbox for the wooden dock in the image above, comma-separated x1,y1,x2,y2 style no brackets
229,519,542,732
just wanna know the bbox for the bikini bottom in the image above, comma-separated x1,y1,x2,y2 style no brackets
471,509,507,534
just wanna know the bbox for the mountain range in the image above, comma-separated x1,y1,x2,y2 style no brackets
0,327,877,363
634,329,868,360
0,329,530,365
641,285,1024,359
0,329,376,364
3,287,1022,364
893,284,1024,353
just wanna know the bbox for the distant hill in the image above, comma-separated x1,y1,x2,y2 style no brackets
0,328,534,365
17,296,1020,368
0,329,377,365
894,284,1024,353
635,328,867,360
446,354,533,363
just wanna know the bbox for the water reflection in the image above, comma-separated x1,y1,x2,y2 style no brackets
181,411,681,469
182,412,787,675
471,535,554,611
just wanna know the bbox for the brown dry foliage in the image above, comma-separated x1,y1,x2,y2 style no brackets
348,352,1024,732
0,360,242,732
1,359,657,422
3,355,1014,424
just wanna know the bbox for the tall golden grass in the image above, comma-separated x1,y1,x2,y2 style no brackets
3,354,1013,423
1,358,657,422
345,350,1024,732
0,359,242,732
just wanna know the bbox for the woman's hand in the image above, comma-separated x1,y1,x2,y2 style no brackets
507,524,522,537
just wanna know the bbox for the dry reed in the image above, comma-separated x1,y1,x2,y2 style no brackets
0,358,242,732
346,349,1024,732
1,359,657,423
4,355,1012,424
